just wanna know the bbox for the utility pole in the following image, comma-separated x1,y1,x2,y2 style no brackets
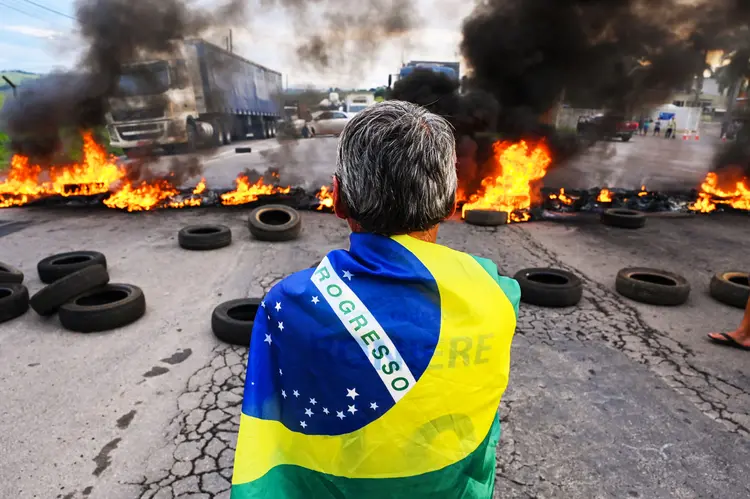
229,29,233,53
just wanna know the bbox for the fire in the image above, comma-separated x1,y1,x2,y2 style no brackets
548,188,574,206
220,174,291,206
193,178,207,195
597,188,613,203
0,132,124,208
315,186,334,211
690,172,750,213
638,185,647,197
104,179,180,212
462,140,552,223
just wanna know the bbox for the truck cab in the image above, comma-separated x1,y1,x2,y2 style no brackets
106,44,201,154
344,93,375,114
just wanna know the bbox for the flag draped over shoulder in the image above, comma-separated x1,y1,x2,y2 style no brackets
231,233,520,499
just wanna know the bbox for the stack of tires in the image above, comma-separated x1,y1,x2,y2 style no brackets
29,251,146,332
0,262,28,324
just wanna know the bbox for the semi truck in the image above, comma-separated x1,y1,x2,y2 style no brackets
106,38,283,154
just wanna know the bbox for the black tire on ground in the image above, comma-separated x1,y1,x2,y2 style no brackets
0,283,29,324
178,225,232,251
211,298,261,346
30,264,110,316
513,268,583,307
601,209,646,229
621,135,632,142
212,120,224,146
37,251,107,284
615,267,690,306
464,210,508,227
235,147,252,153
58,283,146,333
248,205,302,242
0,261,24,284
709,271,750,309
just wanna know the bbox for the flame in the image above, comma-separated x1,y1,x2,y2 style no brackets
462,140,552,223
316,185,334,211
193,178,207,195
220,174,291,206
0,132,125,207
638,185,648,197
597,188,613,203
104,179,180,212
548,187,574,206
690,172,750,213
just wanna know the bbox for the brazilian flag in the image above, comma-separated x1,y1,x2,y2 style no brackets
231,233,520,498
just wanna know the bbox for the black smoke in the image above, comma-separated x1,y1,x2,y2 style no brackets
390,0,750,192
0,0,245,162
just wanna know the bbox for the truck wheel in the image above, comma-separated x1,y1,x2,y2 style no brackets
223,127,232,145
211,120,224,146
186,122,198,152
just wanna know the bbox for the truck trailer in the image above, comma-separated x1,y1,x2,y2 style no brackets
106,38,283,154
398,61,460,81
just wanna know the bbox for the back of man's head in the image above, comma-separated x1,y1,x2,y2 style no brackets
335,100,457,235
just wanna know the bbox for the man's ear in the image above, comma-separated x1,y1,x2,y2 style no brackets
332,176,348,221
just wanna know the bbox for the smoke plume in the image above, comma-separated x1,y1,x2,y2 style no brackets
390,0,750,192
0,0,245,161
262,0,416,73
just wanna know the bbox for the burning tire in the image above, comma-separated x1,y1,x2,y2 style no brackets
0,262,24,284
58,283,146,333
601,209,646,229
0,284,29,324
513,268,583,308
37,251,107,284
464,209,508,227
615,267,690,306
30,265,109,316
211,298,261,346
709,271,750,309
248,205,302,242
178,225,232,251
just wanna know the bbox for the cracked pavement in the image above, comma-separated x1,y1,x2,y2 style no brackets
1,155,750,496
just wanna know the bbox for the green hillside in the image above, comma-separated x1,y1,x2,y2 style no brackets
0,70,40,92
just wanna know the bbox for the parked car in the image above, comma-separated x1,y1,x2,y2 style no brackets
576,114,638,141
306,111,353,137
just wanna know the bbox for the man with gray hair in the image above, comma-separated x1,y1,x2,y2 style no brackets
231,101,520,499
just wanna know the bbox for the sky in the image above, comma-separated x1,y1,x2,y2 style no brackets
0,0,473,88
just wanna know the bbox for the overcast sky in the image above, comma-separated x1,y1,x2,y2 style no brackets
0,0,473,88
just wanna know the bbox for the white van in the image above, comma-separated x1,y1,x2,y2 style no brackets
345,93,375,114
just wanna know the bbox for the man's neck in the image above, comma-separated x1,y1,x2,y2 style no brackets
347,220,439,243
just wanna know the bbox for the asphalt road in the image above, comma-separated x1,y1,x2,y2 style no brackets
1,128,748,499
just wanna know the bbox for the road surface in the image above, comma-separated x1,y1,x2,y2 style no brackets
1,128,748,499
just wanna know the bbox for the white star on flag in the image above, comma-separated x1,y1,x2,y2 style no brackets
370,402,378,410
264,334,272,345
278,322,284,331
261,301,265,308
336,411,345,420
282,390,287,398
305,408,313,417
342,270,353,280
309,398,317,405
275,302,282,312
300,421,307,428
346,388,359,400
348,405,358,415
279,369,283,376
311,296,319,304
323,408,330,414
293,390,300,398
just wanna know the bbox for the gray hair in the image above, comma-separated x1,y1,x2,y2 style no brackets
335,100,457,235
